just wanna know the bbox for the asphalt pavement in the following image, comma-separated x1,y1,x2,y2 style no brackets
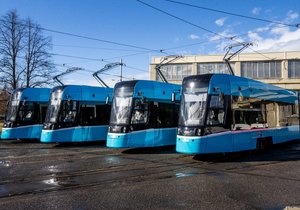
0,140,299,210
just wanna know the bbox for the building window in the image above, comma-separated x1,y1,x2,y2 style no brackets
156,64,192,81
197,63,234,75
288,60,300,78
241,61,281,79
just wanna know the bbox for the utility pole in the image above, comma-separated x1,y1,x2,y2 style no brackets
120,58,123,82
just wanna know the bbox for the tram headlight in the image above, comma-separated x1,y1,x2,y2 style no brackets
196,128,202,136
108,126,111,132
3,123,7,128
122,126,127,133
177,128,182,135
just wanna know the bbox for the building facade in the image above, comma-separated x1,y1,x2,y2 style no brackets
150,51,300,91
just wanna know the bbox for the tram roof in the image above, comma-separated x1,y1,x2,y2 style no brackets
187,74,298,104
52,85,113,102
13,88,51,102
114,80,181,101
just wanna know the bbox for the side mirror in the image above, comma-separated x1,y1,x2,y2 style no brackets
141,96,146,104
106,96,110,105
171,93,175,102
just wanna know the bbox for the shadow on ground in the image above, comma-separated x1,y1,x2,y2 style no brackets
122,145,176,154
53,141,107,148
193,140,300,163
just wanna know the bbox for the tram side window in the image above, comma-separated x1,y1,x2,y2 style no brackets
131,100,149,124
80,104,96,125
95,105,111,125
233,109,265,130
206,95,224,126
155,103,178,128
278,103,299,126
40,103,48,123
60,101,78,123
18,101,36,123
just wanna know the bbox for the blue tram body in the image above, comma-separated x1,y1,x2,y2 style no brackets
107,80,181,148
176,74,299,154
40,85,113,143
1,88,51,140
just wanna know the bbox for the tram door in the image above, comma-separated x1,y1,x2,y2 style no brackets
80,104,95,141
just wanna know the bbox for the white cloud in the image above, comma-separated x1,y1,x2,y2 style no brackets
209,10,300,54
215,18,226,27
287,10,299,20
249,28,300,52
252,7,261,15
189,34,199,40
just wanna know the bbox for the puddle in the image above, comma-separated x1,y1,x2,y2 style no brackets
42,178,60,186
46,165,60,173
0,160,11,167
104,156,121,164
0,185,7,196
175,172,196,178
42,177,79,187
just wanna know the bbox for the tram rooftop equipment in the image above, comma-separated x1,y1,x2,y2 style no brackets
176,73,300,154
40,85,113,143
106,80,181,148
1,88,51,140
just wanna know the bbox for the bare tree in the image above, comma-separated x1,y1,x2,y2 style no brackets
23,19,55,87
0,10,55,90
0,10,25,90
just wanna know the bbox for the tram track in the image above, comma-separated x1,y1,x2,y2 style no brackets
0,155,199,199
0,141,299,202
0,152,190,185
0,152,299,201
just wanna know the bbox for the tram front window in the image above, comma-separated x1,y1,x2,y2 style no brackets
110,96,132,125
179,92,207,126
6,100,19,122
5,90,22,122
45,89,62,123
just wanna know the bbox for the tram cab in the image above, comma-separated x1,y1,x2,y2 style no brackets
107,80,181,148
1,88,50,140
41,85,113,142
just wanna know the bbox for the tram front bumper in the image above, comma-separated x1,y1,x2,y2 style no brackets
107,132,130,148
176,135,206,154
1,125,42,140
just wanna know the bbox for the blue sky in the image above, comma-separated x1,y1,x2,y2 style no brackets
1,0,300,87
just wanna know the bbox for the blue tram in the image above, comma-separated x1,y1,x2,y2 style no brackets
40,85,113,143
1,88,51,140
176,74,300,154
107,80,181,148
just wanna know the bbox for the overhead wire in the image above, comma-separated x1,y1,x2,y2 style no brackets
136,0,276,60
164,0,300,28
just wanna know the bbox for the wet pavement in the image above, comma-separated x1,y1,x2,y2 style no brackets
0,140,299,210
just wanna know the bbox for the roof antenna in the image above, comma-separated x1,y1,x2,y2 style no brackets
223,42,253,76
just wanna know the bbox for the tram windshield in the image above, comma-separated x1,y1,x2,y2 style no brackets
5,91,22,122
110,96,132,125
110,84,134,125
45,89,62,123
179,78,209,126
179,92,207,126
